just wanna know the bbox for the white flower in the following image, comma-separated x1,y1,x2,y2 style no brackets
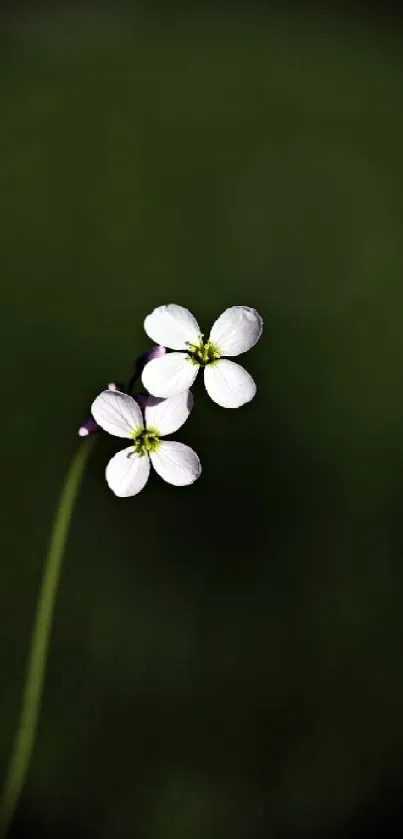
141,305,263,408
91,389,201,497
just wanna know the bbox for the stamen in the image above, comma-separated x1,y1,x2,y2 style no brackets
187,339,220,366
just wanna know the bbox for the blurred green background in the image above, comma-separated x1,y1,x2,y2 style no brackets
1,3,403,837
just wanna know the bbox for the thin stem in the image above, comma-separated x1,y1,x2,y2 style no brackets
0,439,95,838
126,370,139,395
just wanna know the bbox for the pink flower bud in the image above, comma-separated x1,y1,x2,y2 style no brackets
78,417,101,437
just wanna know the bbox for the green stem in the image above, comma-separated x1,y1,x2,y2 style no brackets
0,439,95,838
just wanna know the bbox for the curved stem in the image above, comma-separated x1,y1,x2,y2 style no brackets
0,439,95,837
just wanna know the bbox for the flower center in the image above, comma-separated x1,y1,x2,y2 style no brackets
187,338,220,366
130,426,161,456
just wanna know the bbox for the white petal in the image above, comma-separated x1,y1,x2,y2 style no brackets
150,441,201,486
105,447,150,497
144,304,201,350
144,391,194,436
91,390,143,438
209,306,263,356
204,359,257,408
142,352,199,398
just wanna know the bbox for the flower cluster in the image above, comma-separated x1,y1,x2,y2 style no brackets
82,305,263,497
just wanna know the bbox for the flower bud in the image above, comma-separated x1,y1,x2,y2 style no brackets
107,381,126,392
78,417,101,437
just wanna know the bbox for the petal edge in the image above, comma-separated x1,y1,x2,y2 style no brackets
91,390,143,438
142,352,199,398
209,306,263,356
204,359,257,408
150,441,201,486
144,390,194,436
105,447,150,497
144,304,200,350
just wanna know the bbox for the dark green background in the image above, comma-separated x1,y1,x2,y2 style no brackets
1,4,403,837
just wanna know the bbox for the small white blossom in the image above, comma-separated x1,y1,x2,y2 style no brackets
141,305,263,408
91,389,201,497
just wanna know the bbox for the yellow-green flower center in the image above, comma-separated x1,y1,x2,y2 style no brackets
187,338,220,366
130,426,161,456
